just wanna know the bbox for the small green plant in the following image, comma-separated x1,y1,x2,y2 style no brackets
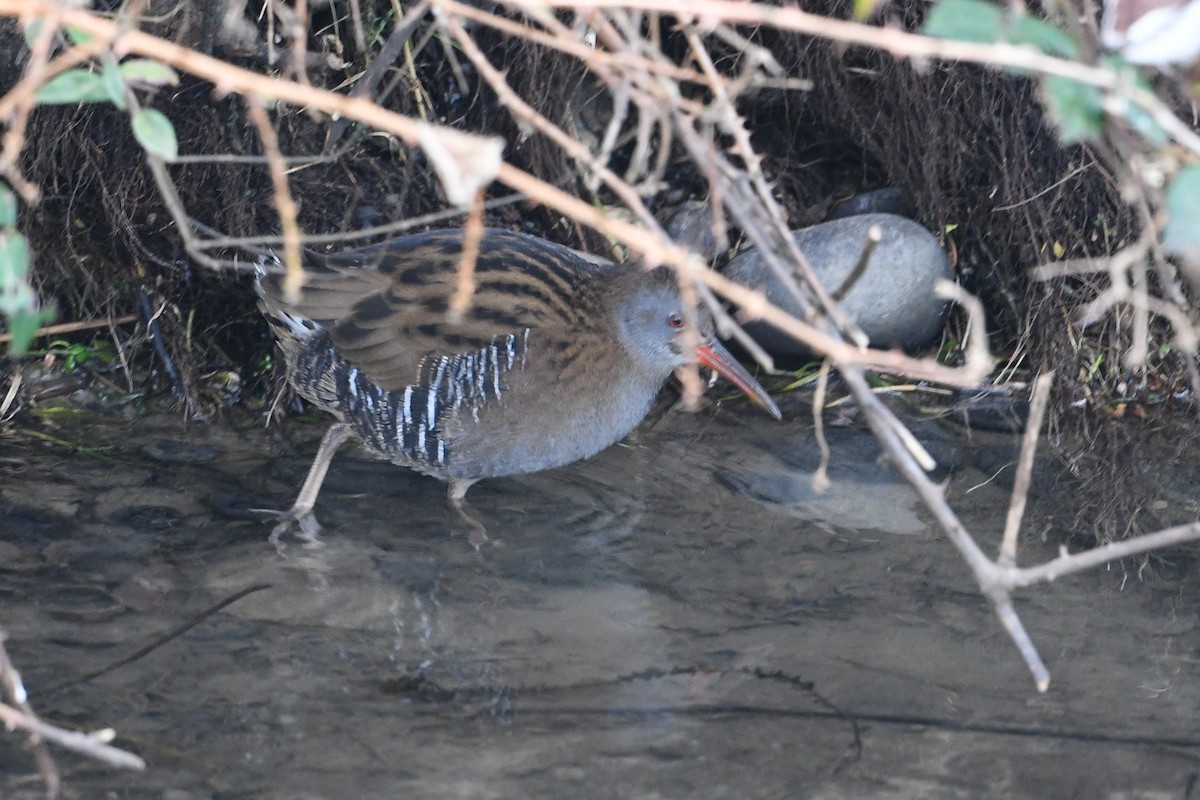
937,335,961,364
779,362,824,392
45,338,116,371
1083,349,1106,383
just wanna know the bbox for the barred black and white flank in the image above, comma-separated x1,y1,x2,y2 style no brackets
256,227,779,537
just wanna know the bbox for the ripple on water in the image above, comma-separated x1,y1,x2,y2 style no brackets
5,407,1200,799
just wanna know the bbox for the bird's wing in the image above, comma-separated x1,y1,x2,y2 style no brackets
263,229,603,392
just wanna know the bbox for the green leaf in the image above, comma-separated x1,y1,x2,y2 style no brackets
102,59,127,110
6,308,55,357
66,26,94,45
1011,16,1079,59
1042,75,1104,143
922,0,1005,43
34,69,109,105
0,185,16,228
1103,57,1167,145
924,0,1081,59
6,312,40,356
1163,166,1200,257
0,227,50,356
0,231,31,291
119,59,179,87
131,108,178,161
1123,101,1166,145
0,230,43,355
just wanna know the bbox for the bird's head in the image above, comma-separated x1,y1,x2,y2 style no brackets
616,268,781,420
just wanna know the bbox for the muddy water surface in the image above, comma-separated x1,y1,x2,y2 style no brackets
2,397,1199,799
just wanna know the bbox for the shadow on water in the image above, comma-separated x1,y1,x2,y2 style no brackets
2,404,1200,798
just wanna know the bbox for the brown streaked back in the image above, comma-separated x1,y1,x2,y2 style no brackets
258,228,628,393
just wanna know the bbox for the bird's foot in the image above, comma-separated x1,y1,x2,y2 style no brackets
466,523,499,551
252,505,325,547
448,496,500,550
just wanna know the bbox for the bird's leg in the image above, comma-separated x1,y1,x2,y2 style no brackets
447,478,493,549
267,422,353,542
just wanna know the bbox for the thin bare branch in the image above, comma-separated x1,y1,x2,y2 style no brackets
992,599,1050,692
0,703,145,771
503,0,1200,156
0,313,138,345
447,188,484,324
812,359,831,494
1007,522,1200,588
999,372,1054,567
247,98,304,303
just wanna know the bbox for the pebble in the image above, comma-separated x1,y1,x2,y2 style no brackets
723,213,953,356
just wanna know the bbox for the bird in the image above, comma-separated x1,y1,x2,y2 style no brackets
256,227,781,539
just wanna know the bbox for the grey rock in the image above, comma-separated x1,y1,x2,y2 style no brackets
723,213,953,355
828,188,915,220
666,200,725,261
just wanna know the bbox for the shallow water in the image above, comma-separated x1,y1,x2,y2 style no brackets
2,396,1199,799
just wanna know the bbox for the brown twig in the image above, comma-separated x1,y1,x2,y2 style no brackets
0,313,138,344
831,224,882,303
1033,234,1200,366
1006,522,1200,587
846,359,1200,689
435,5,661,231
437,1,705,84
246,98,304,303
694,281,775,373
0,1,427,144
347,0,366,53
137,126,234,275
999,371,1054,566
447,188,484,324
190,193,527,253
838,366,1051,688
285,0,312,88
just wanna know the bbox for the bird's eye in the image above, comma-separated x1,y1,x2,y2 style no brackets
668,312,685,329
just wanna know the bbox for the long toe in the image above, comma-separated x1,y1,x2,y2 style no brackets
447,495,498,550
256,505,324,544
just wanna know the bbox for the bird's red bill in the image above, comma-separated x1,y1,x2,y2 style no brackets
696,341,782,420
